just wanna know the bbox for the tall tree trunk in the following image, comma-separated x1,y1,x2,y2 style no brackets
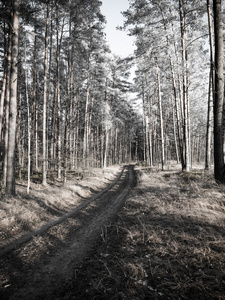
6,0,19,195
114,126,118,164
25,39,31,194
156,65,165,171
46,3,54,173
173,106,180,163
162,7,184,168
35,72,39,171
74,90,80,168
205,69,213,170
104,126,109,168
145,92,151,166
16,93,22,180
31,28,37,175
48,5,54,170
56,8,64,179
213,0,225,183
0,19,8,143
101,126,104,168
83,50,91,168
63,13,73,181
68,13,73,171
142,88,146,163
205,0,214,170
147,97,153,167
170,52,184,166
179,0,190,171
3,24,12,188
42,0,50,185
89,96,94,167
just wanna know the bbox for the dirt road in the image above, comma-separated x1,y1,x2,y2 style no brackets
0,165,135,300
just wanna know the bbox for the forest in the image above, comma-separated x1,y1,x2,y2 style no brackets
1,1,225,299
0,0,224,195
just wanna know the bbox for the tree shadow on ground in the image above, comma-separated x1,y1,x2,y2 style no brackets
0,170,129,300
59,184,225,300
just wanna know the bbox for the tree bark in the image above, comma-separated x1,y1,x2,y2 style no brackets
25,39,31,194
142,88,146,163
156,65,165,171
0,19,8,143
31,28,37,175
83,50,91,168
35,72,39,171
3,23,12,188
6,0,19,195
56,7,64,179
147,96,153,166
161,5,183,168
213,0,225,183
205,0,214,170
179,0,190,171
42,0,50,185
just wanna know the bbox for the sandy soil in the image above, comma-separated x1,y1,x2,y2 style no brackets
1,164,225,299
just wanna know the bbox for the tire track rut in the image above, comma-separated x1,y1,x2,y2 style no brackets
0,165,135,300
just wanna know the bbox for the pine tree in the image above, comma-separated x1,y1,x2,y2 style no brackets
213,0,225,183
5,0,20,195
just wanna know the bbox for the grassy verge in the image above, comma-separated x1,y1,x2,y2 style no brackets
60,167,225,300
0,166,121,249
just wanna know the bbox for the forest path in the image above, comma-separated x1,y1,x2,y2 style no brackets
0,165,135,300
0,165,127,258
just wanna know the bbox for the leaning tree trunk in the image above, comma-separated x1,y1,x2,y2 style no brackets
213,0,225,183
6,0,19,195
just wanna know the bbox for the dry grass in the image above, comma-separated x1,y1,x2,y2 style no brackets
1,164,225,299
0,166,121,249
60,166,225,300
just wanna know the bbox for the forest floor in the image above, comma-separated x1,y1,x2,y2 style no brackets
0,163,225,299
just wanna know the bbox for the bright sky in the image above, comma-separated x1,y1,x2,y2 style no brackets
101,0,135,58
